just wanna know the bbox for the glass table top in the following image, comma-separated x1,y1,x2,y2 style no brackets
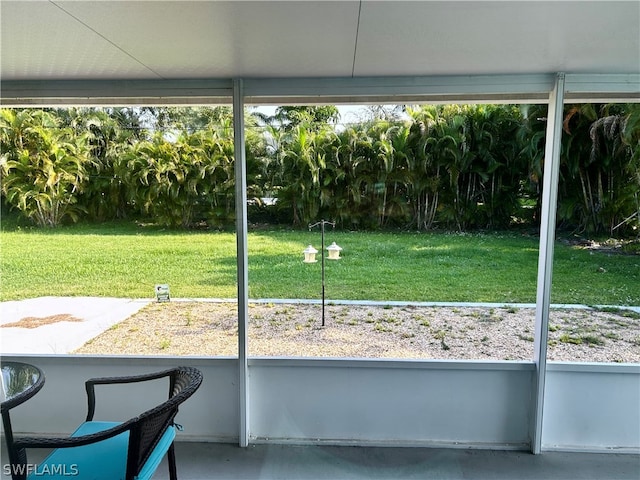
1,361,44,409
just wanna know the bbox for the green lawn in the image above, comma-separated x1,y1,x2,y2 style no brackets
1,221,638,306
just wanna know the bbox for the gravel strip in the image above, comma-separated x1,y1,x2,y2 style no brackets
74,302,640,363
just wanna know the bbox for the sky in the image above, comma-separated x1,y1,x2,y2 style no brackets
253,104,366,121
252,104,407,126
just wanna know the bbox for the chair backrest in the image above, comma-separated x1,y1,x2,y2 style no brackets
125,367,203,478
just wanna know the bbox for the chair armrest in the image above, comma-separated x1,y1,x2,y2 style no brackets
13,419,133,450
85,368,177,421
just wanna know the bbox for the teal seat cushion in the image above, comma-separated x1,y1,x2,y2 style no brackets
27,421,176,480
135,423,176,480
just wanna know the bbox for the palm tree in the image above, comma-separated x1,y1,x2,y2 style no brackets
274,126,324,225
325,125,373,228
57,107,141,221
405,106,443,230
0,109,90,227
560,103,639,235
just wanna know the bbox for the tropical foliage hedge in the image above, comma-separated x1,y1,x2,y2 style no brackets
1,104,638,237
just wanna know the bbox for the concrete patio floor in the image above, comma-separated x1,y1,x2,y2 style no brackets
2,441,639,480
155,442,640,480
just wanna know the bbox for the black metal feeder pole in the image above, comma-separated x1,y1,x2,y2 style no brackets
309,219,335,327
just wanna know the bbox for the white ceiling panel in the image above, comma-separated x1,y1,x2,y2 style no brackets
1,1,360,80
54,1,230,79
1,0,638,85
354,1,640,76
196,1,360,78
0,1,159,79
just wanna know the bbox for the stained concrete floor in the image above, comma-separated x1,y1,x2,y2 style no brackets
152,442,639,480
2,440,638,480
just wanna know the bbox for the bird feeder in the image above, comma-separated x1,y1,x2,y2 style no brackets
303,245,318,263
326,242,343,260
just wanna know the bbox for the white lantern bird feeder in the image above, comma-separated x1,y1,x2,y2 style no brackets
326,242,342,260
303,245,318,263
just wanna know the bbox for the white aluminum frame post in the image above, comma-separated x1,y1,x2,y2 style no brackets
233,78,250,447
531,72,566,454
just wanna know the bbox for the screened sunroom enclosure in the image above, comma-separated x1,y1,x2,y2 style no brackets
1,0,639,460
2,73,638,456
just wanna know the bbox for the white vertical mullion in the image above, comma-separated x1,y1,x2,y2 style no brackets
233,78,250,448
531,72,565,454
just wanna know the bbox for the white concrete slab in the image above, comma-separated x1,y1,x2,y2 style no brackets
0,297,150,354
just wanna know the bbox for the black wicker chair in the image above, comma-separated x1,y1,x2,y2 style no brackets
9,366,202,480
